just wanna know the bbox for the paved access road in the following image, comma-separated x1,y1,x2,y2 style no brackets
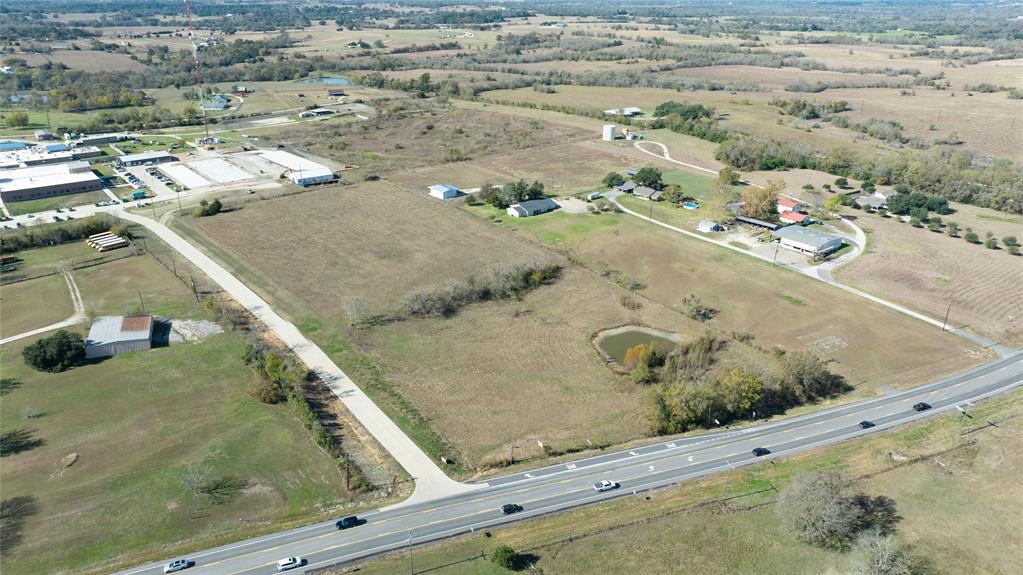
113,351,1023,575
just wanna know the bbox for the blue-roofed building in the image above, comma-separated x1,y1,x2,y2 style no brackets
0,141,29,152
45,143,68,152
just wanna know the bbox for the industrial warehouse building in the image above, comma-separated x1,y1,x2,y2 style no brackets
260,150,336,186
73,132,130,146
85,315,154,358
0,144,102,169
0,161,103,202
117,150,175,167
772,225,844,258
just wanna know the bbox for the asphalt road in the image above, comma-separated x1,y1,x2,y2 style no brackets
113,351,1023,575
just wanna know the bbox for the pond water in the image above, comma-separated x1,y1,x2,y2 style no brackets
595,327,679,366
299,76,350,85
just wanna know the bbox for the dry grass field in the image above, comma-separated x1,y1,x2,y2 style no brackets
284,103,593,177
835,208,1023,346
179,183,761,469
470,207,989,392
17,50,146,72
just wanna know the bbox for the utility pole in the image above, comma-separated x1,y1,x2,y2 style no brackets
190,276,199,302
137,289,146,313
772,241,780,266
941,301,952,332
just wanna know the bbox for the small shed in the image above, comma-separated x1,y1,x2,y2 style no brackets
507,198,559,218
776,198,800,213
429,184,460,199
35,130,56,141
616,180,637,193
85,315,154,358
697,220,723,233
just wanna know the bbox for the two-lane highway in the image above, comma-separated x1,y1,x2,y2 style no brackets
114,351,1023,575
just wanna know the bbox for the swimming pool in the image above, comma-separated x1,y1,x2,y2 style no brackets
683,201,700,209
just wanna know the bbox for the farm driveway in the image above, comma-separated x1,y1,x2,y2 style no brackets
116,211,480,504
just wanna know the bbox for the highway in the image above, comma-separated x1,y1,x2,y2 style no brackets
114,350,1023,575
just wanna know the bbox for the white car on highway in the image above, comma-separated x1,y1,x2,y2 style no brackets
163,559,191,573
277,556,304,571
593,480,620,492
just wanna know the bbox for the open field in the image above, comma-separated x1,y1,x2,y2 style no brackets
835,207,1023,346
16,50,147,72
180,182,754,468
463,204,989,392
0,273,75,337
344,387,1023,575
0,249,354,575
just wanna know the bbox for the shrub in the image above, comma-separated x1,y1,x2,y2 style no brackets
490,545,518,569
985,237,998,249
194,198,223,217
401,262,560,318
777,470,862,550
22,330,85,373
679,293,716,322
247,378,285,404
602,171,625,188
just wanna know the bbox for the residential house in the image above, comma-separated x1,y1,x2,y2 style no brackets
776,198,800,213
633,186,663,201
507,198,559,218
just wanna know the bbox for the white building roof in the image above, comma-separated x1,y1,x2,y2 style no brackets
0,162,99,194
0,146,101,168
259,150,333,179
429,184,459,194
772,225,843,251
118,150,173,164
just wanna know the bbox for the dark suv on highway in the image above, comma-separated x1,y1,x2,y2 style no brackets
913,402,932,412
335,515,361,530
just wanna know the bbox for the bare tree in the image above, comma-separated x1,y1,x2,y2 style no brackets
777,470,862,549
850,529,914,575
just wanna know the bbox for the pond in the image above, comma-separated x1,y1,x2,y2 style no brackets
594,326,680,369
299,76,350,85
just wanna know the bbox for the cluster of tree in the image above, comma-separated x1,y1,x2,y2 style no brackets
739,179,784,220
784,79,913,93
194,199,223,217
0,19,100,42
648,336,849,434
831,116,906,144
0,215,115,254
401,261,560,319
479,179,546,209
356,71,437,96
715,137,1023,213
2,62,148,112
884,190,950,216
770,97,850,120
22,330,85,373
389,41,460,55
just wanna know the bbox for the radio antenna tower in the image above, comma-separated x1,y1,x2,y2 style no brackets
184,0,212,145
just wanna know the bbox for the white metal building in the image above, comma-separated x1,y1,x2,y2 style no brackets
259,150,336,187
117,150,175,167
772,225,844,257
428,184,460,199
602,124,617,141
85,315,154,358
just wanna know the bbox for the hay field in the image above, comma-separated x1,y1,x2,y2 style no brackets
834,209,1023,346
476,208,989,391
